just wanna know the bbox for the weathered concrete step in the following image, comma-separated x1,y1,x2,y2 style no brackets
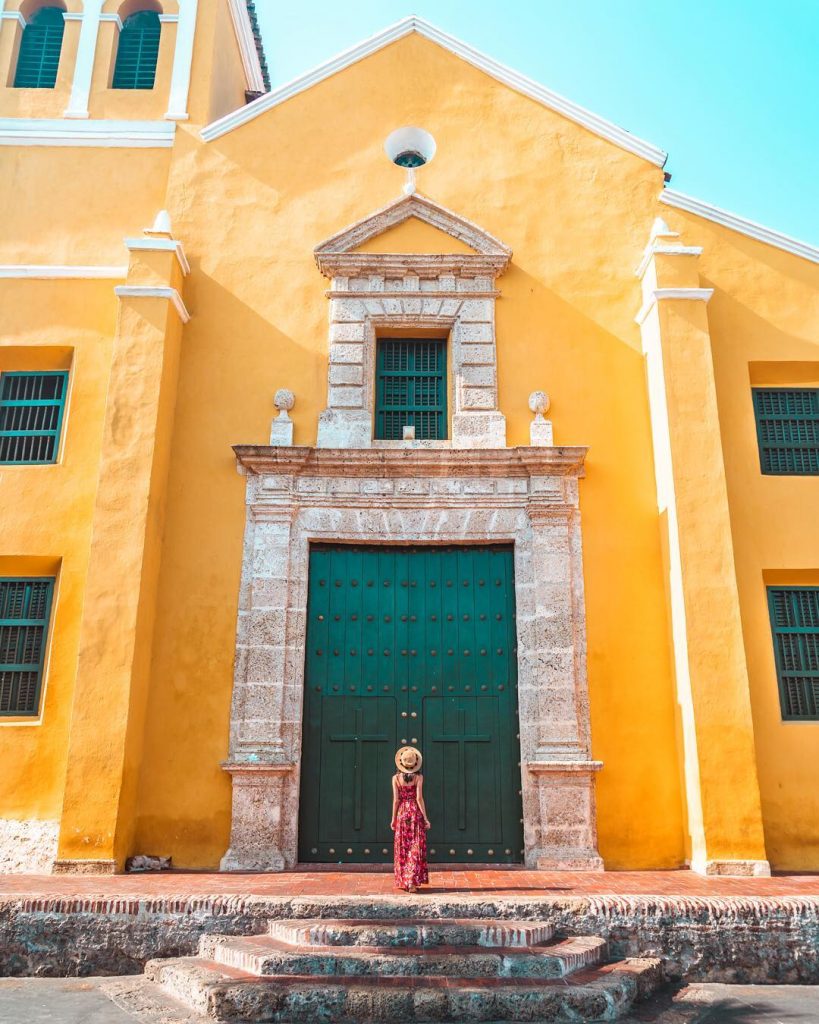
147,955,664,1023
203,933,606,979
268,917,555,948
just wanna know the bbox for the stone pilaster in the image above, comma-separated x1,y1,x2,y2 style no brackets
54,217,189,873
636,219,769,877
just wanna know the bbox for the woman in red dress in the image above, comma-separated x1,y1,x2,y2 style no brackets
391,746,430,892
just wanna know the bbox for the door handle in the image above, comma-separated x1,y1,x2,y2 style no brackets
410,711,417,718
401,711,408,718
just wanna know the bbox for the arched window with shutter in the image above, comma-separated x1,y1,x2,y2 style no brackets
112,9,161,90
13,6,65,89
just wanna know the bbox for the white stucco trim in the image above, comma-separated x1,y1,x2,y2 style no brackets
635,287,714,326
0,118,175,147
124,236,191,276
226,0,266,94
0,10,25,27
200,16,667,166
0,265,127,279
165,0,198,121
660,189,819,265
635,243,703,280
115,284,190,322
64,0,104,120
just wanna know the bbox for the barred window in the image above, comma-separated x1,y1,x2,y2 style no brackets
0,579,54,716
13,6,65,89
112,10,161,90
375,339,447,441
767,587,819,721
0,372,68,464
753,388,819,475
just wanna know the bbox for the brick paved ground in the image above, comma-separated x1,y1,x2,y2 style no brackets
0,867,817,898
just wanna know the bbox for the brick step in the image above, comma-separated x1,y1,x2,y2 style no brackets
146,954,664,1023
267,917,555,948
203,932,606,979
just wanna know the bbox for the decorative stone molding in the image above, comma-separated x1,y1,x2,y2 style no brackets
222,445,603,872
313,193,512,449
269,390,295,447
0,818,58,874
529,391,553,447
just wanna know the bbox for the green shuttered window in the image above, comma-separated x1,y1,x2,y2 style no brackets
0,372,68,464
112,10,161,90
0,578,54,716
13,6,65,89
753,388,819,475
375,339,447,441
768,587,819,721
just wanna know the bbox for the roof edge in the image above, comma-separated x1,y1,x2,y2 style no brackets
200,15,667,166
660,189,819,265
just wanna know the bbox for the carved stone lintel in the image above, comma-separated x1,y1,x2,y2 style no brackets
220,762,298,872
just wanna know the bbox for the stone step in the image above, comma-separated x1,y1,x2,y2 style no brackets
203,932,606,979
146,955,664,1023
267,917,555,948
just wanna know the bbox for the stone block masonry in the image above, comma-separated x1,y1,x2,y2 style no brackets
0,891,816,984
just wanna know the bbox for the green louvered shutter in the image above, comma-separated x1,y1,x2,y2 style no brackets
0,578,54,716
375,339,447,440
768,587,819,721
0,371,68,464
112,10,161,90
13,6,65,88
752,388,819,475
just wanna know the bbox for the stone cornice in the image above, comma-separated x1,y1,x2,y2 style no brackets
233,445,588,478
314,192,512,279
317,253,509,279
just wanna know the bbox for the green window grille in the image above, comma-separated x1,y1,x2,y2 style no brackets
375,339,447,441
768,587,819,721
13,6,65,89
0,578,54,716
752,388,819,475
0,371,68,465
112,10,161,90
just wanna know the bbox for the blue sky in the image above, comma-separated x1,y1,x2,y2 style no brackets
254,1,819,246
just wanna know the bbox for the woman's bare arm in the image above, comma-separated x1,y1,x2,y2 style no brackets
415,775,431,828
390,774,398,829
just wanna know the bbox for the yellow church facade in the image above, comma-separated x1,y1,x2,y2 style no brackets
0,4,817,877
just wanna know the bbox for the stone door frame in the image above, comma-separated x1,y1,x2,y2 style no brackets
221,447,603,872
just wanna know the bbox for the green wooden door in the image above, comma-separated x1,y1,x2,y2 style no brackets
298,545,523,864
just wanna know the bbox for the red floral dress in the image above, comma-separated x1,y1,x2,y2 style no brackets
393,776,428,889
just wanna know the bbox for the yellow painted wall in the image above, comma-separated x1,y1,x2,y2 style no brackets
660,209,819,870
132,33,685,868
0,282,116,822
1,18,816,872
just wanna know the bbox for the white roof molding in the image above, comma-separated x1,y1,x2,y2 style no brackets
314,191,512,278
660,189,819,265
0,119,175,148
227,0,266,94
0,265,127,279
200,16,667,166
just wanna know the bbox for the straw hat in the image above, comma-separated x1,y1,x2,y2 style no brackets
395,745,422,774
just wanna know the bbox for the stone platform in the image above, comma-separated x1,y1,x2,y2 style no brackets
0,869,816,990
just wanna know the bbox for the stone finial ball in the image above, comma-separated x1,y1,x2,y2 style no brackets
528,390,550,416
274,388,295,412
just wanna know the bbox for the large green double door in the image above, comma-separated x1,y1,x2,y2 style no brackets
298,545,523,864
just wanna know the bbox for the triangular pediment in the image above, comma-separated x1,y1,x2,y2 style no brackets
314,193,511,278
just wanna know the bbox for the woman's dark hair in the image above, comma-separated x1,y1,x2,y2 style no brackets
402,772,415,784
